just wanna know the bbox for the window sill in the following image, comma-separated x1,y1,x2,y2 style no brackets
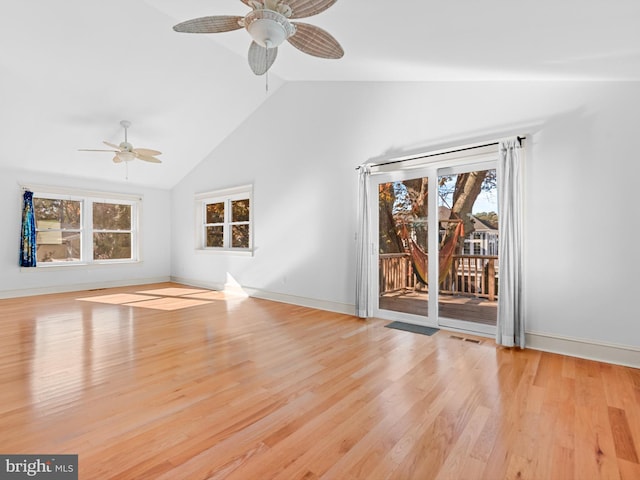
21,260,143,272
195,248,254,257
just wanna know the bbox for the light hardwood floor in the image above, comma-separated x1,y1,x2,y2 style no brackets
0,282,638,479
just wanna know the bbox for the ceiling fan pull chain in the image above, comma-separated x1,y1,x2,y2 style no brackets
265,41,270,93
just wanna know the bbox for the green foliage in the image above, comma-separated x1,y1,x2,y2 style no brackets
92,203,132,259
206,202,224,224
378,182,405,254
93,203,131,230
232,199,250,222
93,232,131,260
481,170,497,192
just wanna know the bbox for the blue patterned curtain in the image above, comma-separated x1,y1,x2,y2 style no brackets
20,190,37,267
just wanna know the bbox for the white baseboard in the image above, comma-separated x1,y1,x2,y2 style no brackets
170,276,226,292
526,331,640,369
170,276,354,316
0,276,171,300
244,288,354,316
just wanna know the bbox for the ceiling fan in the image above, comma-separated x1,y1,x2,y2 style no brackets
79,120,162,164
172,0,344,76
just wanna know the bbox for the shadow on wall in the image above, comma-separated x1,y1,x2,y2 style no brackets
363,119,545,168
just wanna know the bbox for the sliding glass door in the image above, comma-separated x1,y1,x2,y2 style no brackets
375,172,431,325
373,159,498,335
435,165,498,335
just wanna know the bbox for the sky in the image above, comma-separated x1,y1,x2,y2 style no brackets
438,175,498,215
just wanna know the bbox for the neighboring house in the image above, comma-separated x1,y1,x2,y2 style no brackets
35,220,80,263
465,215,499,256
436,207,499,256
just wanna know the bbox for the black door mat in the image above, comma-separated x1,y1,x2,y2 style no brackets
385,321,439,336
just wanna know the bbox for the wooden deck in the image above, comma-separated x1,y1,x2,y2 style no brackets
379,290,497,326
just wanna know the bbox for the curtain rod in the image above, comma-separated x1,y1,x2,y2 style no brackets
356,136,525,171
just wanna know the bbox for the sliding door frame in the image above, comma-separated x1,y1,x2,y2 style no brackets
368,145,500,336
434,161,498,337
372,167,435,327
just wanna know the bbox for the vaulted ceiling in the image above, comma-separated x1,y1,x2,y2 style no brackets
2,0,639,188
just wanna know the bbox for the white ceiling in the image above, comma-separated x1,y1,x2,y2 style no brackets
2,0,639,188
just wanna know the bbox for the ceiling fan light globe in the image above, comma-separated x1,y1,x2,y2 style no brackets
245,10,294,48
248,19,285,47
118,151,136,162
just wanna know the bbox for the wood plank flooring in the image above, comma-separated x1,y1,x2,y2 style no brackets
0,282,638,479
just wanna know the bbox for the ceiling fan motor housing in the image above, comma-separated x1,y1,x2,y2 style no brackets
244,9,295,48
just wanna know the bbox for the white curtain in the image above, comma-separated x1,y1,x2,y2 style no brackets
355,165,372,318
496,138,524,347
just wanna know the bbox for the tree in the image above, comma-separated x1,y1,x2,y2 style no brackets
438,170,496,249
378,182,405,254
440,171,485,251
33,198,80,229
378,170,496,258
93,203,132,260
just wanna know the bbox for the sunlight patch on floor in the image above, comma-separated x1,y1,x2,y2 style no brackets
78,293,161,304
76,287,237,311
183,291,239,300
123,297,212,311
136,287,210,297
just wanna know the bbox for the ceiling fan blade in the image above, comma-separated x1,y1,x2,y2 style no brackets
173,16,244,34
288,22,343,59
112,155,123,164
103,141,123,150
285,0,337,19
78,149,118,152
135,153,162,163
133,148,162,156
248,41,278,75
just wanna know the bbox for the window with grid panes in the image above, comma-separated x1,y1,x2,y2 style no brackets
197,185,252,253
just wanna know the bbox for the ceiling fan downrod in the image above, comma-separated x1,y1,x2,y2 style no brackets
120,120,131,143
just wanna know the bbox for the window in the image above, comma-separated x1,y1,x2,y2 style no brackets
196,185,252,253
33,197,82,262
31,188,140,265
92,202,133,260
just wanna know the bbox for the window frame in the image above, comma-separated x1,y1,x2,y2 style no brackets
91,200,138,263
32,195,84,263
29,186,142,267
195,184,253,255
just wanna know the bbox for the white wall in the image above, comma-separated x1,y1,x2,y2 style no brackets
171,81,640,356
0,167,171,297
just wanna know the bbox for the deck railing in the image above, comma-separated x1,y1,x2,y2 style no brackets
441,255,498,301
379,253,415,293
379,253,498,300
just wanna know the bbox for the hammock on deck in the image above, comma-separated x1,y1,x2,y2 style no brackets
408,221,464,286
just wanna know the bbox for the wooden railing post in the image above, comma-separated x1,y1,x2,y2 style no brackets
487,258,496,301
379,253,413,294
